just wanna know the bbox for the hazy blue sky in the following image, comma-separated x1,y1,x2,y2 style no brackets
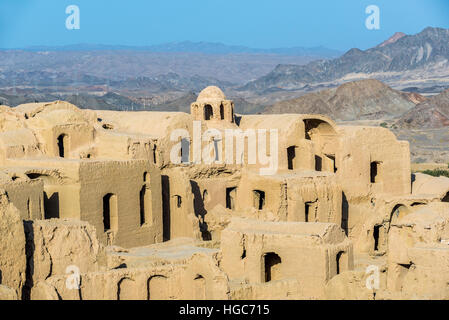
0,0,448,50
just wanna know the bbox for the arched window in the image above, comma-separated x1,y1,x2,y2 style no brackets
204,105,213,120
140,185,152,226
140,186,146,225
373,225,382,252
370,161,380,183
226,187,236,210
253,190,265,210
336,251,347,275
315,155,322,171
390,204,408,225
287,146,296,170
44,191,60,219
57,134,68,158
103,193,118,232
305,202,312,222
263,252,281,282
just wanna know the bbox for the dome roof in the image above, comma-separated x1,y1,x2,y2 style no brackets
197,86,226,102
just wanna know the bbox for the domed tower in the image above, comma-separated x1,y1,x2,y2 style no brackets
191,86,235,123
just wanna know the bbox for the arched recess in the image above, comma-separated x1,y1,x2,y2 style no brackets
57,134,69,158
287,146,297,170
103,193,118,232
263,252,282,282
140,184,152,226
25,171,62,219
204,105,213,120
389,204,409,227
336,251,348,275
303,118,337,140
117,278,138,300
147,275,169,300
26,171,61,184
303,118,338,169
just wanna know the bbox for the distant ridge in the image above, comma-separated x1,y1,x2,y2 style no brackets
14,41,342,58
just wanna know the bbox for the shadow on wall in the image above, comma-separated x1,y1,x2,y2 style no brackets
234,115,242,126
22,221,35,300
263,252,282,282
161,175,171,242
57,134,69,158
117,277,137,300
44,192,59,219
341,192,349,236
443,191,449,202
190,180,211,241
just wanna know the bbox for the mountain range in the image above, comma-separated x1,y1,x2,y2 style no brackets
20,41,342,57
0,90,263,114
240,27,449,92
0,51,324,86
1,26,449,129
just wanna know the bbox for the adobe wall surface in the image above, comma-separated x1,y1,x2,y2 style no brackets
220,218,353,299
78,160,163,247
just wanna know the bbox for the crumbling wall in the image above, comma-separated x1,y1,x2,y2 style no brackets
0,190,26,297
220,218,353,299
412,172,449,201
31,251,229,300
348,195,434,255
4,179,44,220
286,174,341,225
0,285,18,300
387,203,449,299
24,219,105,299
338,126,411,197
230,279,301,300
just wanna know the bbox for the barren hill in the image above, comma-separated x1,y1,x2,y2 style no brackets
241,27,449,92
264,79,421,120
396,89,449,128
